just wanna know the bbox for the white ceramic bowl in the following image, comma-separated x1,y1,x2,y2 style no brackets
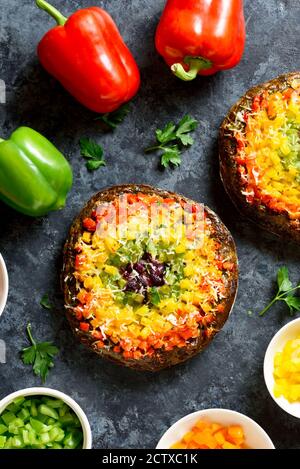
0,254,8,317
0,387,92,449
156,408,274,449
264,317,300,418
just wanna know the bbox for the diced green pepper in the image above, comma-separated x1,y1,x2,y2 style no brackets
45,399,64,409
0,424,8,435
17,407,30,421
58,404,68,417
63,430,82,449
2,412,16,426
39,404,59,420
11,436,24,448
30,417,50,434
36,413,48,424
13,397,26,407
6,403,19,413
22,429,30,446
46,417,56,425
8,418,24,435
30,402,38,417
0,436,7,448
50,427,65,443
51,443,63,449
59,413,76,426
40,432,51,444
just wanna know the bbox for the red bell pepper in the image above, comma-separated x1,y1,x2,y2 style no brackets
155,0,246,81
35,0,140,113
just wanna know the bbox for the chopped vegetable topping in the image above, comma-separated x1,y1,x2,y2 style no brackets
232,81,300,219
171,420,249,449
0,396,83,449
71,192,235,359
122,252,166,298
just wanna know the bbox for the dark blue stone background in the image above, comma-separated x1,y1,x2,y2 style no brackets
0,0,300,449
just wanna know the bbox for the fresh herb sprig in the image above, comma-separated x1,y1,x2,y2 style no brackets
40,293,52,310
79,137,106,171
21,323,59,383
145,115,198,168
259,266,300,316
96,103,131,130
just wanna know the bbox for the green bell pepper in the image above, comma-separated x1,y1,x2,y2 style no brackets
0,126,72,216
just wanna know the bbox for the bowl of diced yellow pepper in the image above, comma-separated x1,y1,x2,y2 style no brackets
156,408,274,449
264,317,300,418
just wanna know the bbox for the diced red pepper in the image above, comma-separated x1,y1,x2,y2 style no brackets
127,194,139,204
180,328,193,340
75,254,86,270
283,88,294,101
96,340,105,349
74,308,83,321
79,322,89,332
251,95,261,112
92,330,103,340
222,261,235,271
133,350,143,360
163,198,175,204
83,217,97,232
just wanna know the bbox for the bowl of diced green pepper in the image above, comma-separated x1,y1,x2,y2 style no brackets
0,387,92,449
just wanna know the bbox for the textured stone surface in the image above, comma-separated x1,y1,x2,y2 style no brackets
0,0,300,449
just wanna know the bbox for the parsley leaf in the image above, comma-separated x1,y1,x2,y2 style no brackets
285,296,300,314
86,160,105,171
79,137,106,171
277,266,293,291
145,115,198,168
156,123,177,144
96,104,131,130
161,146,181,168
175,115,198,146
178,134,194,146
40,293,52,310
21,324,59,383
258,266,300,316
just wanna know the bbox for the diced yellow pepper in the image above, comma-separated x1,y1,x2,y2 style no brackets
136,305,149,316
180,279,193,290
175,243,186,254
104,265,119,276
82,232,91,243
104,237,120,253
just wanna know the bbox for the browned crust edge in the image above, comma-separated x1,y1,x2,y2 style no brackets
62,184,238,371
219,71,300,244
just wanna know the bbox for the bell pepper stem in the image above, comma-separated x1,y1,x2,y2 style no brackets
35,0,67,26
171,57,213,81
